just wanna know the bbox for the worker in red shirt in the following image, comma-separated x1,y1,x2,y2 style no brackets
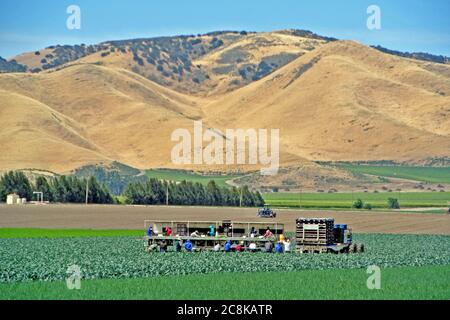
165,226,173,236
263,227,274,238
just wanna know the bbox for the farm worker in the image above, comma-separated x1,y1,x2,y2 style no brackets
263,227,274,238
147,243,158,252
224,240,232,252
208,225,215,237
175,239,182,252
275,242,283,253
250,227,258,237
147,226,153,237
235,242,243,252
166,227,173,237
265,241,273,253
279,234,285,242
283,239,291,253
159,240,168,253
214,243,221,252
190,230,200,237
185,240,193,252
249,242,257,252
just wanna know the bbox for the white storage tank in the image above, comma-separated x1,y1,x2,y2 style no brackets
6,194,19,205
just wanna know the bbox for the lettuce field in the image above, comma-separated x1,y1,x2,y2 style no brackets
1,234,449,284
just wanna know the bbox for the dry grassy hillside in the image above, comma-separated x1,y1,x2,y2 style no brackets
1,34,449,174
0,64,206,172
192,32,326,95
235,163,445,193
0,89,110,172
204,40,450,163
9,31,327,95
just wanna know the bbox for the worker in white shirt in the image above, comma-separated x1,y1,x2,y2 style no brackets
283,239,291,253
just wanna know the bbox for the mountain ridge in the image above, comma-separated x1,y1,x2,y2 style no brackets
0,31,449,173
2,29,449,78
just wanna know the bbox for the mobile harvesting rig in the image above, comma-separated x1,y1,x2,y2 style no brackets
144,220,284,252
296,218,363,253
144,217,363,253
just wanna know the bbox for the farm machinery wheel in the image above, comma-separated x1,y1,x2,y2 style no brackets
349,243,365,253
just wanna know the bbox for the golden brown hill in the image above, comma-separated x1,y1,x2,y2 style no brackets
0,39,449,174
192,32,326,95
10,31,327,95
203,40,450,163
0,89,110,172
0,64,206,172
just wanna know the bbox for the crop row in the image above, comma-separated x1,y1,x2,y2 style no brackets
1,234,449,283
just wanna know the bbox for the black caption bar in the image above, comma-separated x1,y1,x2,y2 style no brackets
0,300,447,319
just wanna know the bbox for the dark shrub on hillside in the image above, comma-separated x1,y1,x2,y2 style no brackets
388,198,400,209
352,199,364,209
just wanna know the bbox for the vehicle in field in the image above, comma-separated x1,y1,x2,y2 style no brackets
144,217,363,254
296,218,363,253
257,206,276,218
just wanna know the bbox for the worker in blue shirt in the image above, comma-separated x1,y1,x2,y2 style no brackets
208,225,215,237
275,242,283,253
224,240,232,252
185,239,193,252
147,226,153,237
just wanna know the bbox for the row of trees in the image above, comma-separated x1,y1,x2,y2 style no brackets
124,179,264,207
0,171,114,204
0,171,264,207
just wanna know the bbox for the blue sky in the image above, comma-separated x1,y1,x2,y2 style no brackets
1,0,449,58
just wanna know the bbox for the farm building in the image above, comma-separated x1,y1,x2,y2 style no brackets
6,194,26,205
6,194,19,205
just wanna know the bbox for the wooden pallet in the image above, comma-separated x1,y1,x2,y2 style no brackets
296,218,335,246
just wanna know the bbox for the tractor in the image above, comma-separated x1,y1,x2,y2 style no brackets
257,206,276,218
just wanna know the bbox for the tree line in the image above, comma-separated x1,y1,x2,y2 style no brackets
0,171,264,207
124,179,265,207
0,171,114,204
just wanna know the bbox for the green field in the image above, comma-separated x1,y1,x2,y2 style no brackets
146,169,239,188
263,192,450,209
1,230,449,300
335,164,450,184
0,228,144,239
2,233,449,282
1,265,448,300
